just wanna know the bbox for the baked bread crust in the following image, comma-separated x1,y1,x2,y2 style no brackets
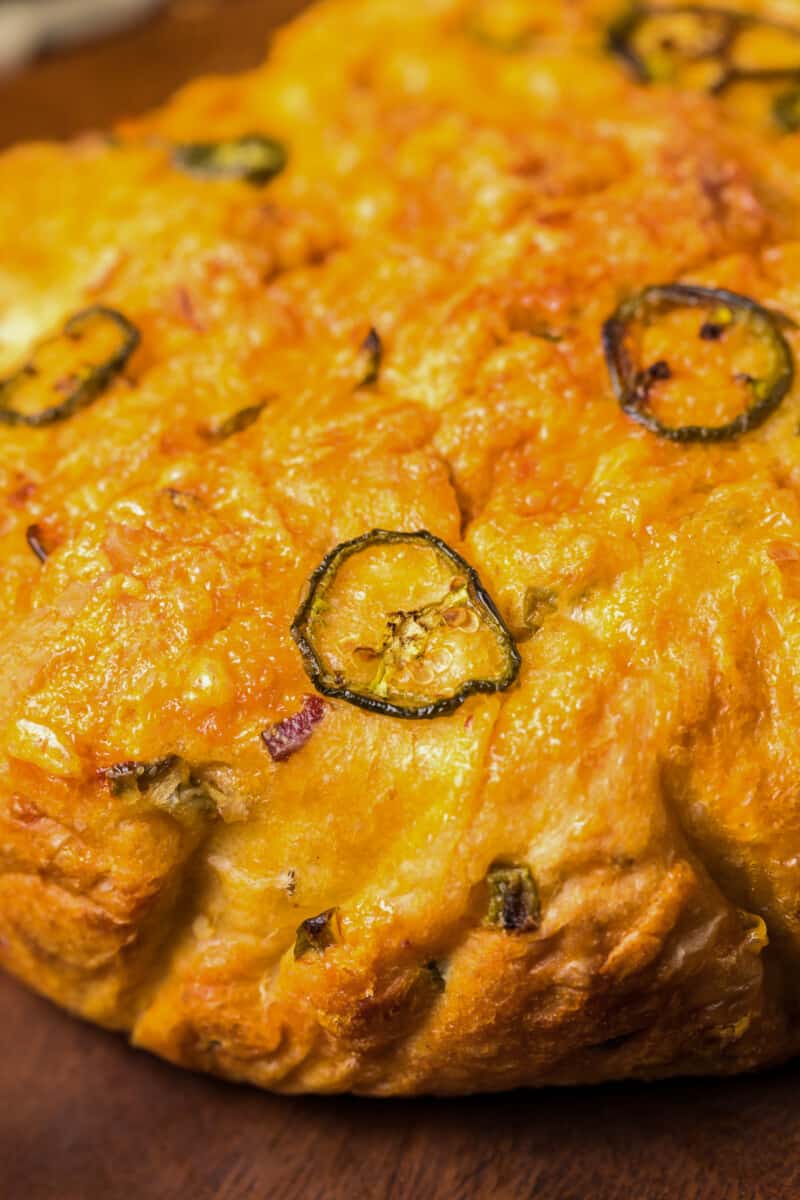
2,0,800,1093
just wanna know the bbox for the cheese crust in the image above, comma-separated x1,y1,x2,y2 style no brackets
2,0,800,1094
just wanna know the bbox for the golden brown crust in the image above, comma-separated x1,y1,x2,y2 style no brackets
3,0,800,1092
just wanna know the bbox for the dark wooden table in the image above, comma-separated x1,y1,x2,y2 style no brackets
2,4,800,1197
3,969,800,1200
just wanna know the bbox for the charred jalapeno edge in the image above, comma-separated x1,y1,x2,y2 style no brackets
602,284,795,443
291,529,522,720
172,134,288,185
0,306,140,428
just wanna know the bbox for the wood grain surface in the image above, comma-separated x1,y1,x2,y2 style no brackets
2,5,800,1198
3,969,800,1200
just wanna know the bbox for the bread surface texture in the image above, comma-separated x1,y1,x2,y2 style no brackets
4,0,800,1094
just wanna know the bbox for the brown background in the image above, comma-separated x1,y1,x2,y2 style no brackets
1,3,800,1197
0,0,309,148
3,968,800,1200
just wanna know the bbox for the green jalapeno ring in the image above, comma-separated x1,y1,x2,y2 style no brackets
602,284,795,444
0,305,140,429
291,529,521,720
607,5,741,85
172,134,287,186
609,5,800,96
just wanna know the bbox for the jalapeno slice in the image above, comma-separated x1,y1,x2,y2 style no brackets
172,134,287,186
291,530,521,719
603,284,794,443
0,306,140,429
609,5,739,87
610,6,800,102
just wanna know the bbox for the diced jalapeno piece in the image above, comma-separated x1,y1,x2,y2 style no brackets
774,84,800,130
105,756,220,821
515,586,558,642
291,530,521,720
105,756,180,796
608,5,739,87
294,907,340,959
602,284,794,443
356,327,383,388
172,134,287,186
485,863,540,932
0,306,140,428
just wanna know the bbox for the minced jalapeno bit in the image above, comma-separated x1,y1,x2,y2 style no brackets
172,134,287,185
602,284,795,443
294,907,340,959
0,306,140,428
291,530,521,720
485,863,540,933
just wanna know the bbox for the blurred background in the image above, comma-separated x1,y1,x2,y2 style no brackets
0,0,310,148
